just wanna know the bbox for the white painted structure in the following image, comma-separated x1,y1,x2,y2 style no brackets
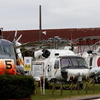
32,48,90,86
81,46,100,82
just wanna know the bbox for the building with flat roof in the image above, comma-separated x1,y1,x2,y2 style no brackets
3,28,100,44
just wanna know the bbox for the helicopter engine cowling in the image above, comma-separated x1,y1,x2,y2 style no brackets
34,49,50,59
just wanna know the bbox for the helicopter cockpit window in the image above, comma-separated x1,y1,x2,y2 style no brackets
77,58,87,67
3,45,12,56
71,58,78,66
54,60,59,69
1,40,15,56
60,56,88,69
60,58,72,68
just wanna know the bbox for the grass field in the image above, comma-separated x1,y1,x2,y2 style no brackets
31,81,100,100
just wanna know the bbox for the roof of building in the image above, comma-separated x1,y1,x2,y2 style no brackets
2,28,100,45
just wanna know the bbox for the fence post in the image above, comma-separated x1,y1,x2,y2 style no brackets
70,82,73,94
93,79,95,93
77,82,80,94
51,83,55,96
60,83,63,96
85,82,88,94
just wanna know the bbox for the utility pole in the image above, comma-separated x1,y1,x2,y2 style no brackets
0,27,3,39
39,5,42,41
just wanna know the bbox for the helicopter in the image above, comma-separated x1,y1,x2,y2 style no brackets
82,46,100,83
31,47,90,88
72,36,100,83
0,28,26,75
0,28,17,75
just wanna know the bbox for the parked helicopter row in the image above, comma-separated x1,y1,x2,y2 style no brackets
31,36,100,86
1,28,100,87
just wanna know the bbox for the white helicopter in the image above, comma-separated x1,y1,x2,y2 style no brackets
73,36,100,83
82,46,100,83
32,46,90,88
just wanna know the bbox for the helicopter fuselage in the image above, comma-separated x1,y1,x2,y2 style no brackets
33,49,90,84
0,39,16,75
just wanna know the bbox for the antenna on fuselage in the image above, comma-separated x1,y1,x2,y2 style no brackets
0,27,3,39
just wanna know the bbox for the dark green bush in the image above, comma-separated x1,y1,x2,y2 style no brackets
0,74,35,99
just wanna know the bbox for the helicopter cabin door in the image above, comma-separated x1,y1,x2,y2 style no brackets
47,62,53,77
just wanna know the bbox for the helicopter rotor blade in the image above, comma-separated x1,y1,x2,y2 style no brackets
16,34,22,43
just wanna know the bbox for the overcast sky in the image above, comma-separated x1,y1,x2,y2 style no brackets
0,0,100,31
